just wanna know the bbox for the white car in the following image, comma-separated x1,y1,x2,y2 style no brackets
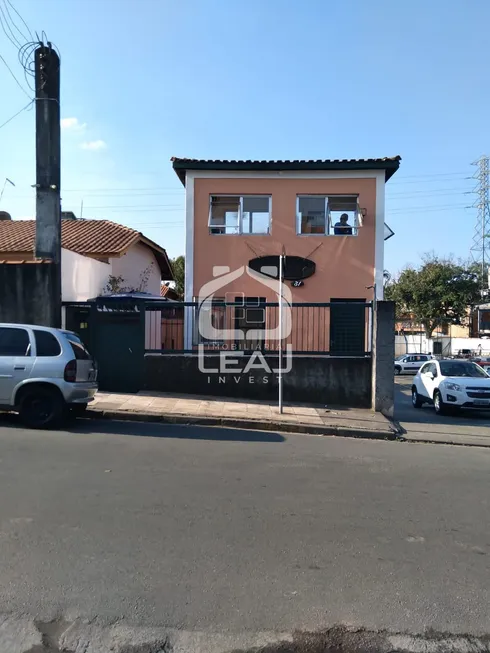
412,359,490,415
395,354,432,375
0,323,97,428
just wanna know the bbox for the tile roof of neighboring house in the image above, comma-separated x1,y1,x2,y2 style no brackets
171,156,402,184
0,219,173,279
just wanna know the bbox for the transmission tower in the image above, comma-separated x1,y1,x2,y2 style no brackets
470,155,490,292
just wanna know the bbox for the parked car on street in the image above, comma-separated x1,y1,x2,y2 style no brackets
0,324,97,428
472,357,490,369
411,359,490,415
395,354,432,375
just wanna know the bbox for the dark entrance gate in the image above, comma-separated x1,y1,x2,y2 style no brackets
64,298,145,393
330,299,367,356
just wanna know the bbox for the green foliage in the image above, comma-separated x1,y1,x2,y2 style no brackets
385,255,482,338
171,255,185,299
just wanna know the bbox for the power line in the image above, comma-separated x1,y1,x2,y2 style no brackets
86,208,184,214
62,186,184,193
393,171,469,180
387,204,469,214
84,203,183,209
4,0,33,41
0,98,32,129
388,175,470,186
0,4,21,49
387,187,471,197
0,52,31,98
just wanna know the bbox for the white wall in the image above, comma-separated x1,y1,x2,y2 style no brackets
110,242,164,349
110,242,161,295
395,334,490,357
61,248,110,302
395,334,431,356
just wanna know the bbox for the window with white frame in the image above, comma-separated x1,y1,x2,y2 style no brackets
209,196,271,235
296,195,362,235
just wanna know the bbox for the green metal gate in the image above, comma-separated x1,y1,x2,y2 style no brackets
64,299,145,393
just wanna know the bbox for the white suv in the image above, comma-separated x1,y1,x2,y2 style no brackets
412,359,490,415
0,324,97,428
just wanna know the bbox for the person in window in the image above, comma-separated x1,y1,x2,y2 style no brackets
334,213,353,235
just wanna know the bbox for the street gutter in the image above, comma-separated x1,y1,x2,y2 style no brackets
85,408,400,442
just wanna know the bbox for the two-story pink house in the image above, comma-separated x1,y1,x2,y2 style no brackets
172,157,400,353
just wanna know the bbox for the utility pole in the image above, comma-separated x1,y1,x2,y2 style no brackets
470,155,490,295
35,42,61,326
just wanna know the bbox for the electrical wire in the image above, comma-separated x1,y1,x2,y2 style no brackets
0,99,33,130
0,4,22,49
2,0,28,42
62,186,184,193
5,0,34,41
18,41,38,92
392,171,469,180
0,53,30,97
89,208,185,214
84,204,184,209
387,204,469,214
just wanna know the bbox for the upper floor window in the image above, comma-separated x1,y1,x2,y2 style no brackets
209,196,271,235
297,195,361,236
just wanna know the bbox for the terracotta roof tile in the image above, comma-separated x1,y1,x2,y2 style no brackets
0,219,174,279
0,219,141,255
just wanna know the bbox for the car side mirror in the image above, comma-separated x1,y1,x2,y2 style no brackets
428,372,435,380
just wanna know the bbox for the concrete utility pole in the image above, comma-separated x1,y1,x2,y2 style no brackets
35,43,61,326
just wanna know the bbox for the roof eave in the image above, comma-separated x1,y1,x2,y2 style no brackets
171,157,401,185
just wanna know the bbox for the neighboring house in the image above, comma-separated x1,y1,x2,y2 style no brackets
395,311,473,339
473,303,490,337
0,216,173,301
172,156,400,351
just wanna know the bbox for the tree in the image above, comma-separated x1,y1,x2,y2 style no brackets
385,255,482,338
170,255,185,299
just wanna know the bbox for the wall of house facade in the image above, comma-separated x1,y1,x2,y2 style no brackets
61,248,110,301
191,177,378,302
144,354,372,406
111,242,161,296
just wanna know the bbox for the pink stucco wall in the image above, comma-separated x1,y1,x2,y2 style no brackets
193,177,377,302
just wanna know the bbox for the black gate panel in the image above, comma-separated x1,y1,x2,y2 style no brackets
330,299,366,356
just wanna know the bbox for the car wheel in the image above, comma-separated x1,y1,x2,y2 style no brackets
433,390,448,416
395,366,401,376
70,403,88,418
412,387,423,408
19,387,64,429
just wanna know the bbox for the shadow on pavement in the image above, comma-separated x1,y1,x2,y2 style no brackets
0,411,286,443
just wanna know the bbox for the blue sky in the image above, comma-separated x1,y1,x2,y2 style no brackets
0,0,488,275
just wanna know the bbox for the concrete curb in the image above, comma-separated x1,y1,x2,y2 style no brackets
85,408,399,441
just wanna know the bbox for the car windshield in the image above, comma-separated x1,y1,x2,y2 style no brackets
395,355,406,360
439,361,489,378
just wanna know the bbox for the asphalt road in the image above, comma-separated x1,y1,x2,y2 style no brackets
0,415,489,651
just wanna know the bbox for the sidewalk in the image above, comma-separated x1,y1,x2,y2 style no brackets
88,391,397,440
